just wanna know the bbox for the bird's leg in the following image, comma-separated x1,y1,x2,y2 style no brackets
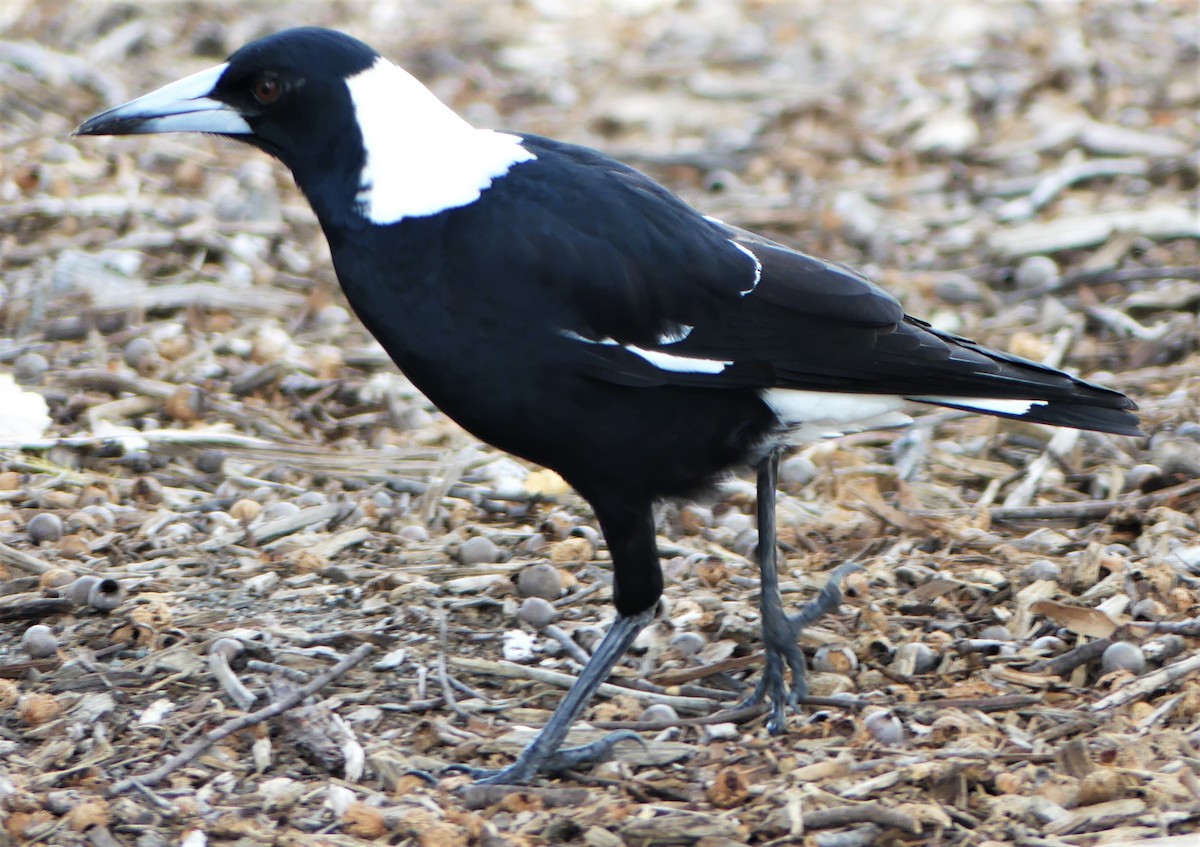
743,447,859,733
449,606,655,785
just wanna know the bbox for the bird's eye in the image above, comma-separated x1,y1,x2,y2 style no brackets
251,76,282,105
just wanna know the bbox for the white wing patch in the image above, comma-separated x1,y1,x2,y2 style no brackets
562,331,729,374
657,325,694,344
346,58,536,224
729,241,762,296
761,389,913,440
625,345,730,373
910,396,1048,415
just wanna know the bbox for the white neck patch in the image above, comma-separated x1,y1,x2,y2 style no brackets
345,58,536,224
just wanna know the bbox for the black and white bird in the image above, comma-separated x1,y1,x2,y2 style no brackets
76,27,1140,785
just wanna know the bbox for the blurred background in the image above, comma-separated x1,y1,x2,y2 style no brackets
0,2,1198,842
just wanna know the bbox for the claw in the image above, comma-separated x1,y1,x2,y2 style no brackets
448,729,645,784
745,561,863,734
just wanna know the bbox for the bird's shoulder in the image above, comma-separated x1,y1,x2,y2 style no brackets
467,133,903,341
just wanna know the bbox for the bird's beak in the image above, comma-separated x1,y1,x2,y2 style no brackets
74,63,251,137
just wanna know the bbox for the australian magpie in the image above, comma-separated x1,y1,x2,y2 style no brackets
76,27,1140,785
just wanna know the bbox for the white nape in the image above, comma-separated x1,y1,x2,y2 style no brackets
346,58,535,224
911,396,1047,415
761,388,912,440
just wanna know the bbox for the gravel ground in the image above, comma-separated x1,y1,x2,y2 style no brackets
1,1,1198,845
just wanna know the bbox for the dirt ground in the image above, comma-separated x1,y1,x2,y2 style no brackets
1,0,1198,845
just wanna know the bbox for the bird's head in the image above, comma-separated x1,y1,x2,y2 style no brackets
75,27,530,225
76,28,378,162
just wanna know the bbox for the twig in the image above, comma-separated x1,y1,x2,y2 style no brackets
1088,652,1200,713
208,638,257,711
449,656,716,713
107,643,374,795
910,477,1200,523
0,599,75,622
1040,265,1200,296
542,624,593,666
1029,639,1111,676
995,157,1150,223
199,502,343,551
803,804,920,834
0,541,56,575
457,784,592,810
435,602,469,720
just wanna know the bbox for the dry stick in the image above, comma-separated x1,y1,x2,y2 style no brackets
435,602,469,720
0,541,56,575
911,477,1200,523
1029,639,1112,676
1089,651,1200,713
803,804,920,834
449,656,715,713
107,643,374,796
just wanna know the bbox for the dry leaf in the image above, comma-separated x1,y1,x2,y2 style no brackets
1030,599,1122,638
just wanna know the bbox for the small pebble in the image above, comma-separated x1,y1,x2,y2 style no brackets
979,625,1013,641
314,304,351,328
731,527,758,557
230,498,263,523
1101,642,1145,675
122,337,159,370
678,504,712,534
517,562,562,599
458,535,501,565
669,631,706,657
779,454,817,485
86,578,126,612
120,452,158,474
164,385,204,422
195,449,227,474
1013,255,1058,289
1021,559,1061,583
569,525,601,545
813,644,858,673
517,596,557,629
638,703,678,724
932,274,984,304
295,491,328,508
502,629,538,662
27,512,64,544
262,501,300,521
718,511,753,533
1030,635,1067,655
398,525,429,543
21,624,58,658
132,476,163,505
1123,464,1162,492
701,722,739,742
58,535,88,559
80,504,115,530
65,575,101,606
864,710,905,745
38,568,73,590
1130,598,1165,620
891,642,939,674
13,351,49,384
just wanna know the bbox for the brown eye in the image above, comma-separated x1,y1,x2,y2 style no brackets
252,76,282,105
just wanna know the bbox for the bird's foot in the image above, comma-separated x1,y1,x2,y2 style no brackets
742,562,864,734
446,729,645,785
741,618,808,734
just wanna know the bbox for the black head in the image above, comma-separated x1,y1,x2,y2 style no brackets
76,27,375,160
76,27,535,226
